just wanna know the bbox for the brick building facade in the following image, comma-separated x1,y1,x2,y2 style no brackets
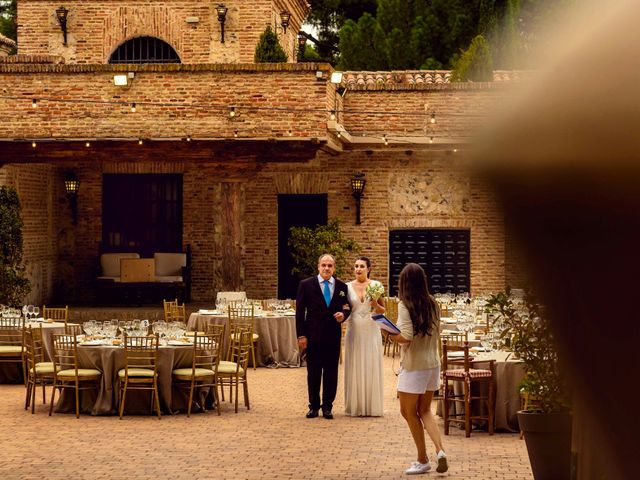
0,0,524,305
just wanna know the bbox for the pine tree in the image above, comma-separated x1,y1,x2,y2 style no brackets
451,35,493,81
254,26,288,63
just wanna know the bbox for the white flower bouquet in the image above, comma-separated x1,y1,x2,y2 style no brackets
365,281,385,301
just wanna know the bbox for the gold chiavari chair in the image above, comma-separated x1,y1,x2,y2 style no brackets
24,326,55,413
42,305,69,322
163,299,178,322
49,333,102,418
169,303,186,324
172,331,223,416
118,334,161,419
0,313,25,382
228,305,258,369
442,340,495,437
217,325,251,413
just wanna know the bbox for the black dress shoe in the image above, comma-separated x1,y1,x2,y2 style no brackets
322,409,333,419
306,409,319,418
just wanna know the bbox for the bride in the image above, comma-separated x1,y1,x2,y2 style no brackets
344,256,386,416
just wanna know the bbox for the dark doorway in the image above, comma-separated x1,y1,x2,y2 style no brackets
102,174,183,257
278,194,328,299
389,229,471,296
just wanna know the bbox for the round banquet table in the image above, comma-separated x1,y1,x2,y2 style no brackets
187,311,300,368
54,343,213,416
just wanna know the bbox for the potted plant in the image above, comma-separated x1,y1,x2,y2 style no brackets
486,289,572,480
288,219,360,278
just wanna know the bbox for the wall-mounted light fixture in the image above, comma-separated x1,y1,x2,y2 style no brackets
64,172,80,225
280,10,291,33
56,6,69,45
350,172,366,225
113,72,135,87
297,32,307,62
216,4,228,43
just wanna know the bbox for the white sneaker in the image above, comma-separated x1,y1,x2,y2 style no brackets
436,450,448,473
405,461,431,475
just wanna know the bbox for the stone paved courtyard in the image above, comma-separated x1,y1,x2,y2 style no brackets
0,354,532,479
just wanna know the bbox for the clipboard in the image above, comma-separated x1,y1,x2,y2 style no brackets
372,314,401,334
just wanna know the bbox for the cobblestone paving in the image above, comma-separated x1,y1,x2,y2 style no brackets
0,355,532,479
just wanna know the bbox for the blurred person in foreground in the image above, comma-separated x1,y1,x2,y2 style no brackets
475,1,640,478
390,263,447,475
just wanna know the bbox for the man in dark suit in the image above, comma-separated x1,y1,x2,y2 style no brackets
296,253,351,419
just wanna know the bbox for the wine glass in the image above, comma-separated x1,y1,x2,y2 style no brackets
33,306,40,319
27,304,34,320
22,305,28,319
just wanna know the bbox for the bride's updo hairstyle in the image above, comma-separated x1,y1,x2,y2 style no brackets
398,263,439,337
355,256,372,278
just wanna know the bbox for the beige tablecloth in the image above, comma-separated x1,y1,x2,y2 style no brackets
437,351,525,432
187,312,299,368
55,344,206,416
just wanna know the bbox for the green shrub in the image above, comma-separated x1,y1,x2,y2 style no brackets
0,185,31,306
288,219,360,278
254,26,288,63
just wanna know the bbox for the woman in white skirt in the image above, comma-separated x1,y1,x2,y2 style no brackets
391,263,448,475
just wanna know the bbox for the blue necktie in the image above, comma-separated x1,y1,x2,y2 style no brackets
323,280,331,307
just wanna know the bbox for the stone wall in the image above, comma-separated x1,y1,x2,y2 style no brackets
16,0,307,64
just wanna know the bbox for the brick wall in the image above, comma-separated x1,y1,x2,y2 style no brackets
17,0,307,64
0,64,330,140
0,163,66,304
243,149,506,299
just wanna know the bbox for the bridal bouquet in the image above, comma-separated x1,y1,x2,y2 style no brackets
365,281,385,301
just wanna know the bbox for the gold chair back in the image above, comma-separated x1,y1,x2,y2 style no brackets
42,305,69,322
163,299,178,321
0,314,24,364
51,333,80,374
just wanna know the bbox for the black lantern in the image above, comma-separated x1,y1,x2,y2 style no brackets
56,6,69,45
350,172,366,225
64,172,80,225
280,10,291,33
297,32,307,62
216,4,228,43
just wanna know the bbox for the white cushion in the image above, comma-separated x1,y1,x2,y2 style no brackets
154,275,183,283
101,253,140,277
216,291,247,302
154,253,186,277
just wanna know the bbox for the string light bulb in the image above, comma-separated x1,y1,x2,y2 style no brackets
337,131,342,139
229,106,236,117
31,140,36,148
430,112,436,124
429,136,434,144
288,129,293,137
383,135,388,146
32,99,37,108
234,130,238,138
138,138,143,145
330,111,336,121
186,135,191,142
453,148,458,153
85,141,90,147
130,103,136,113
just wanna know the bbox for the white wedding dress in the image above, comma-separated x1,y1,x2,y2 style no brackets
343,282,384,416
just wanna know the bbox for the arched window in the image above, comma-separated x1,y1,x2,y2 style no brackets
109,36,180,64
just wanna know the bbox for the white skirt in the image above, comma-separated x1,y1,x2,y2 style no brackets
397,366,440,394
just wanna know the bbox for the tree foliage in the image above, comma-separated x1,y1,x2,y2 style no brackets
288,219,360,278
0,186,31,306
254,26,288,63
0,0,17,47
451,35,493,81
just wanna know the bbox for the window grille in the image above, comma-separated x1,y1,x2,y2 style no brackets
109,36,180,64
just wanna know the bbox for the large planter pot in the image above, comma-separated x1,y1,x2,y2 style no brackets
518,411,572,480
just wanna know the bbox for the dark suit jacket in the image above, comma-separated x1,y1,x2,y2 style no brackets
296,276,351,345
